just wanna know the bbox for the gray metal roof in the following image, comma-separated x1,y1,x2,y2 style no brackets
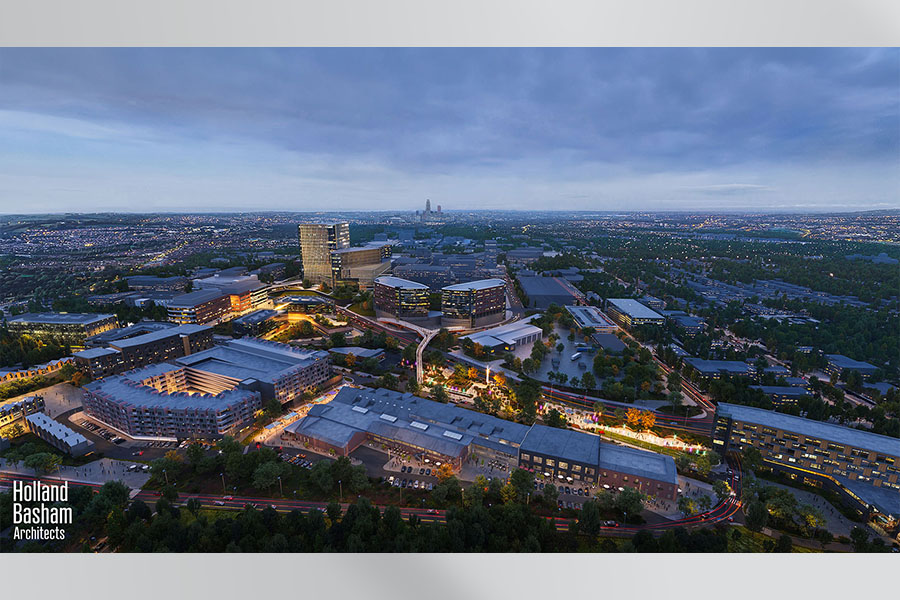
825,354,877,370
374,276,430,290
442,278,505,292
520,424,601,465
517,276,578,299
685,358,754,375
717,403,900,457
175,338,328,385
9,312,115,325
168,289,227,308
110,324,210,349
596,441,678,484
607,299,664,320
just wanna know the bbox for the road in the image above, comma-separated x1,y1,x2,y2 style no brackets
0,454,743,536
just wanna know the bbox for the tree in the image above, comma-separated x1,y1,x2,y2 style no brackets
615,487,645,519
742,446,763,473
345,353,357,368
745,501,769,532
578,500,603,537
581,372,596,390
545,408,566,428
667,391,683,414
509,469,535,502
186,442,205,469
625,407,642,429
23,452,62,474
542,483,559,507
500,483,518,504
678,496,698,516
431,385,448,403
712,480,732,503
185,498,202,516
252,461,285,491
639,410,655,430
556,343,564,354
435,462,456,482
849,526,871,552
774,534,793,553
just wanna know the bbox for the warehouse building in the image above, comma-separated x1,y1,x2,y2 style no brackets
517,276,580,309
684,358,755,379
714,403,899,525
459,319,543,355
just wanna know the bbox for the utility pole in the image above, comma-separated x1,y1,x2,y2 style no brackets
220,472,226,495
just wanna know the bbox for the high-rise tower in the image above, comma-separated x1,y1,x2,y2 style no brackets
297,222,350,284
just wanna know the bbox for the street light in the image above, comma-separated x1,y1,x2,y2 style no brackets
220,472,226,495
278,476,283,497
338,479,343,503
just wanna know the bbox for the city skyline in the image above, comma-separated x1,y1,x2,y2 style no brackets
1,48,898,214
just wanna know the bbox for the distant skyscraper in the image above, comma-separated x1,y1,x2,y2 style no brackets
437,204,441,213
425,198,431,214
298,222,350,284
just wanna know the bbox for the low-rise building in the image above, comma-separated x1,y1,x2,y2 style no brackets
750,385,812,406
25,412,94,456
232,309,281,337
565,305,619,334
604,299,665,329
0,395,45,428
824,354,878,378
74,324,214,379
459,319,543,355
167,290,231,325
193,274,270,312
7,312,119,347
714,403,900,524
684,358,755,379
518,276,580,309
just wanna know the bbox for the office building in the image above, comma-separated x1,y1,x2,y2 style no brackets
330,242,393,289
86,321,175,347
25,413,94,456
460,319,543,355
714,403,899,524
605,299,665,329
74,324,214,379
175,338,333,405
750,385,812,406
7,312,119,347
505,247,545,264
167,290,231,325
824,354,878,378
373,276,431,320
441,279,506,328
684,358,755,379
232,309,281,337
565,305,619,334
517,276,580,309
125,275,189,291
671,314,706,335
193,273,270,313
298,222,350,284
275,295,333,313
392,264,456,290
82,363,262,440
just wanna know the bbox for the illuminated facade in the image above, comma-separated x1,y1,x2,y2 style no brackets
441,279,506,328
373,276,430,320
298,222,350,284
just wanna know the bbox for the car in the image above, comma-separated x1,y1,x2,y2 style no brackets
388,476,395,484
565,486,571,495
425,468,431,476
393,479,400,487
141,465,149,471
270,504,277,510
419,468,425,475
727,516,734,522
401,465,407,473
224,496,233,500
427,508,437,514
576,489,583,496
414,480,420,489
214,501,225,506
427,483,433,491
401,479,408,488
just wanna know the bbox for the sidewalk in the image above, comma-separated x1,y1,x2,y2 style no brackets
0,456,150,489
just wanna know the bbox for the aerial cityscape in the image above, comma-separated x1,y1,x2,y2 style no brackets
0,48,898,555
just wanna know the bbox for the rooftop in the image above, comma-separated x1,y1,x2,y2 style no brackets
168,289,227,308
517,276,579,298
232,309,279,325
461,318,542,347
685,358,754,375
175,338,329,384
565,305,618,330
520,424,601,466
717,403,900,457
375,276,430,290
9,312,115,325
109,324,211,349
825,354,877,370
607,299,664,320
25,412,91,447
597,441,679,484
442,278,506,292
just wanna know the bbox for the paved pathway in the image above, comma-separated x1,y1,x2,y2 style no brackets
0,457,150,489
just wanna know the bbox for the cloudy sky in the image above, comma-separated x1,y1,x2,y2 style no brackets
0,48,897,214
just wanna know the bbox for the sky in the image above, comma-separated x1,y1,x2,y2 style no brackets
0,48,897,214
